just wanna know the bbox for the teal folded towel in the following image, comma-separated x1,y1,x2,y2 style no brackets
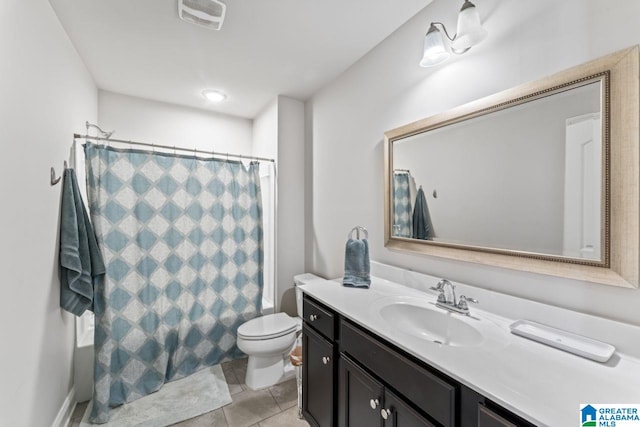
342,238,371,288
59,168,105,316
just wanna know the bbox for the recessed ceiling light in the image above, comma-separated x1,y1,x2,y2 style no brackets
202,89,227,102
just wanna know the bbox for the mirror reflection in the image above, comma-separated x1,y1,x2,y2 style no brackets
391,79,606,263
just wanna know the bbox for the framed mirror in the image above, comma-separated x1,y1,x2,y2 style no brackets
384,46,639,288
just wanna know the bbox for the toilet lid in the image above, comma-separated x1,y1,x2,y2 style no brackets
237,313,298,340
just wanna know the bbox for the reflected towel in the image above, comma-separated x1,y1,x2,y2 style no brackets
342,238,371,288
412,187,431,240
59,168,105,316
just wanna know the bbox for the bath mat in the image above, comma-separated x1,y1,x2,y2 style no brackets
79,364,232,427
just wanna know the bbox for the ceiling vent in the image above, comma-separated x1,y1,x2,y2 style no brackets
178,0,226,31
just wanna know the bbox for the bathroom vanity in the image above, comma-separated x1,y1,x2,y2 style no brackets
302,293,532,427
300,273,640,427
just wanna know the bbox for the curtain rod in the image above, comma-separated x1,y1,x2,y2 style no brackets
73,134,275,163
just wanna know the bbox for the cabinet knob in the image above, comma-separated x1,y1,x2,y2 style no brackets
381,408,392,420
309,314,318,321
369,399,379,409
322,356,331,365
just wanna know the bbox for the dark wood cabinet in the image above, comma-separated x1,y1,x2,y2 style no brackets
302,294,537,427
383,388,437,427
478,405,519,427
339,355,384,427
303,319,336,427
303,297,336,340
302,294,338,427
340,320,455,427
339,355,434,427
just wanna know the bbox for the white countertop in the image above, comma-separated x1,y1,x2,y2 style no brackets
301,277,640,427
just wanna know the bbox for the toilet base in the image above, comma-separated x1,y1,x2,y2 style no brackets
245,354,296,390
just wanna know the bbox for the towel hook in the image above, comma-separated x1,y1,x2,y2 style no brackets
51,161,68,186
348,226,368,240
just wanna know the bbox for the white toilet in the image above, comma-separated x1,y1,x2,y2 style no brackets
237,273,321,390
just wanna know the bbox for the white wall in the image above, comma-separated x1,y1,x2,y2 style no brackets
253,100,278,309
98,91,253,154
253,97,306,314
276,96,306,315
253,99,278,160
306,0,640,326
0,1,98,426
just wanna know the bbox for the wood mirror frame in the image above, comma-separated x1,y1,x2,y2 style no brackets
384,46,639,288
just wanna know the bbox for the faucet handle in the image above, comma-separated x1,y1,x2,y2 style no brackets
432,279,455,304
457,295,478,311
430,286,446,303
433,279,451,290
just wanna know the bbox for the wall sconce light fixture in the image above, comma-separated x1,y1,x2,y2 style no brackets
420,0,487,67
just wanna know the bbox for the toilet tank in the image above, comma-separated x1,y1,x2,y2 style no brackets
294,273,323,316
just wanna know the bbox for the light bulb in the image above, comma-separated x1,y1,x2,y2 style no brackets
451,0,487,52
202,89,227,102
420,24,450,67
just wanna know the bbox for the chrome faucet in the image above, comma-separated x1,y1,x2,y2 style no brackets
431,279,456,305
430,279,478,316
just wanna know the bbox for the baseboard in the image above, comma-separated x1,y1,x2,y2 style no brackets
52,386,76,427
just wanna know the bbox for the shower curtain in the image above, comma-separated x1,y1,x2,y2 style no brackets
393,172,412,237
84,143,264,423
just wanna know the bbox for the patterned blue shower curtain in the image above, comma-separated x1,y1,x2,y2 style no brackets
393,172,412,237
84,143,263,423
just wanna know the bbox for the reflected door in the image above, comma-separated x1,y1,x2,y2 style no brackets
563,113,602,260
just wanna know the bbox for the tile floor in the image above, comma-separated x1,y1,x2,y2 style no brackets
68,357,310,427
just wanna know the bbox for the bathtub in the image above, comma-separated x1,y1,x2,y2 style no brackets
74,312,95,402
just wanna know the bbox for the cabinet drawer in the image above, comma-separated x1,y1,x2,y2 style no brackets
478,404,536,427
304,296,336,340
478,405,518,427
340,320,456,427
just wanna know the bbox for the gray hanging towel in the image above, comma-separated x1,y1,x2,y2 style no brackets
412,187,431,240
59,168,105,316
342,238,371,288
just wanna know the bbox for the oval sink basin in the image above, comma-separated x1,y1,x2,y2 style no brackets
378,300,484,347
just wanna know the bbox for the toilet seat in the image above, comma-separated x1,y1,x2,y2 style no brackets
238,313,298,341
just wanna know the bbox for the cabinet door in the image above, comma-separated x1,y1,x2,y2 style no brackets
382,388,436,427
478,405,519,427
341,320,455,427
339,355,384,427
303,324,335,427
